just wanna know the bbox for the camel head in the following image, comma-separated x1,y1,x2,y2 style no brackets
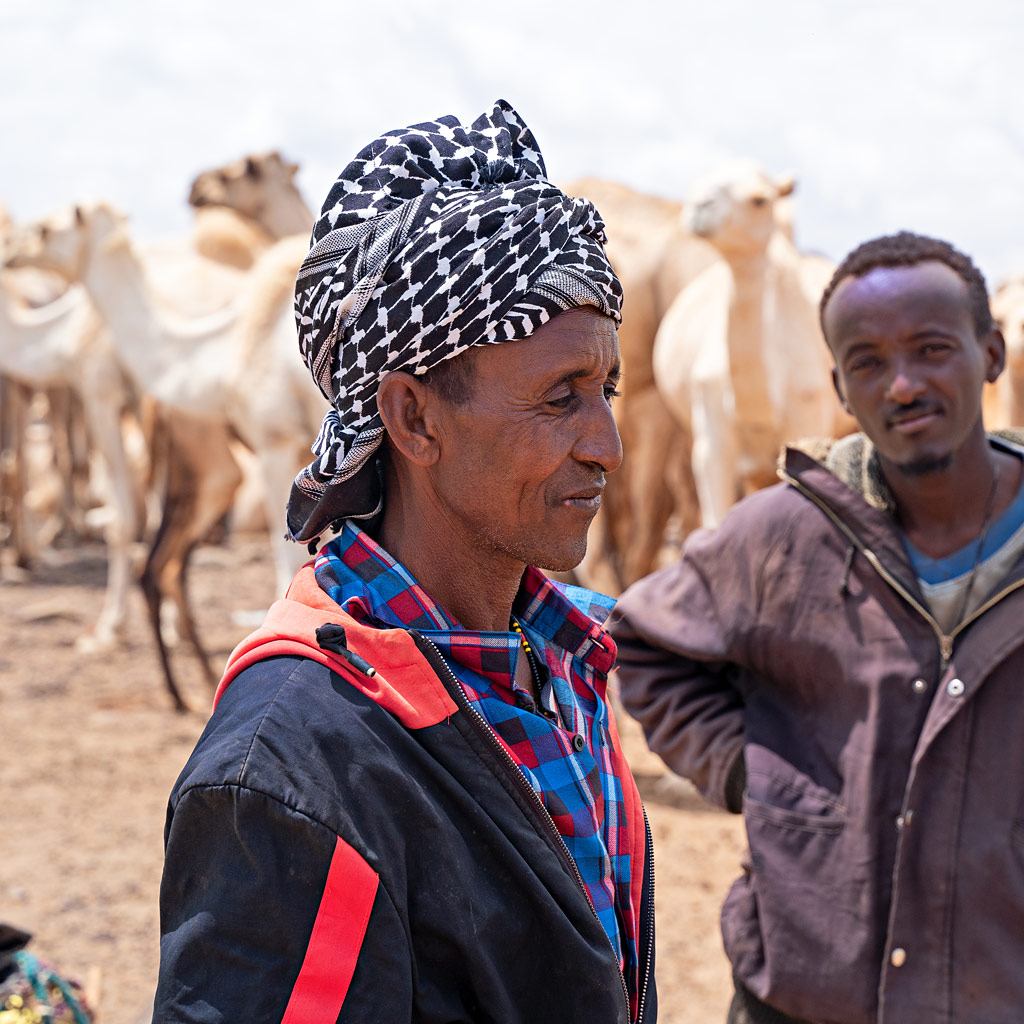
188,151,313,239
683,162,796,258
4,202,130,282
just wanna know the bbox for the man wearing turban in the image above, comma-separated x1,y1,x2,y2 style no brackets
154,101,656,1024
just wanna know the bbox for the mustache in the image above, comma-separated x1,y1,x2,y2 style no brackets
887,399,940,424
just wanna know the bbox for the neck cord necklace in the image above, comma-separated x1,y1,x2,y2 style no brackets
954,457,1001,626
511,616,542,695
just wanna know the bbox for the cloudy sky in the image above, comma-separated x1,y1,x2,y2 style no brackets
5,0,1024,284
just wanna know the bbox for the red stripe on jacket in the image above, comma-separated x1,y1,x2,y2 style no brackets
280,834,379,1024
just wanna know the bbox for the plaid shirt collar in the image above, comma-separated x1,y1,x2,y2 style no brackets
312,520,616,682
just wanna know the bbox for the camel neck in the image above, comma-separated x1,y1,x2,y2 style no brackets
79,238,238,416
725,250,774,426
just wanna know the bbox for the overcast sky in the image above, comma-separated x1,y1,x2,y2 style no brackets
5,0,1024,284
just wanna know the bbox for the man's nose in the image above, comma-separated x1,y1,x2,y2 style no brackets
575,397,623,473
885,364,925,405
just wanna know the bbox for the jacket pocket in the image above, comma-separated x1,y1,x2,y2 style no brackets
744,766,846,834
721,761,878,1021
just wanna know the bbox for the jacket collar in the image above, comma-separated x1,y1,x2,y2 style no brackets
214,562,458,729
780,429,1024,601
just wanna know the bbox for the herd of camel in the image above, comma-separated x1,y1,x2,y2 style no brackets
2,154,1023,711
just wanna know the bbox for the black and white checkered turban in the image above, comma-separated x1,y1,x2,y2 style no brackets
286,99,623,543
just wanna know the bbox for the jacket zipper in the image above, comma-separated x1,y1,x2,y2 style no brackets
635,809,655,1024
411,631,643,1023
780,472,1024,672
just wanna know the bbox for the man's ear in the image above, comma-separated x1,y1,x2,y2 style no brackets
377,371,442,466
982,327,1007,384
831,366,850,413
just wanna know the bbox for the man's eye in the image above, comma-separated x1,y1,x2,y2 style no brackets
548,393,574,409
849,357,880,373
604,385,622,402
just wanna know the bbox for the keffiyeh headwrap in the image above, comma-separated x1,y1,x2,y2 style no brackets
287,99,623,543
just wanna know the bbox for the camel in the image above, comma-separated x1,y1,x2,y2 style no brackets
653,161,852,529
188,150,311,267
989,275,1024,428
0,208,92,568
3,154,313,703
0,375,32,567
562,179,717,590
0,283,140,646
7,203,326,708
133,158,312,707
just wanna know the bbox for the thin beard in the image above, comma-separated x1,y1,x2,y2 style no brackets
895,452,954,478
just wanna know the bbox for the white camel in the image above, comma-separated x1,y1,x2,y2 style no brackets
1,156,313,684
562,179,717,590
0,283,139,647
9,203,326,604
653,162,852,528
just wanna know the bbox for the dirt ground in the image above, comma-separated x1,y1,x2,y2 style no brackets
0,532,745,1024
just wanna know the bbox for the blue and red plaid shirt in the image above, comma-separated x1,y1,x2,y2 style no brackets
314,521,637,983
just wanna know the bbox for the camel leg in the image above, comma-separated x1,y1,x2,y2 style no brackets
73,355,140,652
619,388,685,586
140,496,191,713
0,376,34,569
45,385,88,542
142,412,242,709
253,443,310,598
691,381,740,529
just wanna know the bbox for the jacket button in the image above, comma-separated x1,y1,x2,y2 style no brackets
912,678,928,694
947,678,965,697
890,947,907,967
572,733,586,752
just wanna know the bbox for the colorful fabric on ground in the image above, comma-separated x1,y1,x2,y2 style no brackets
287,99,622,541
0,951,93,1024
313,522,636,981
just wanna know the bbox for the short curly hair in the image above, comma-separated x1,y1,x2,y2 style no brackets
820,231,993,338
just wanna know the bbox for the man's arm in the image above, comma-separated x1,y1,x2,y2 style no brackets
154,783,411,1024
611,531,753,813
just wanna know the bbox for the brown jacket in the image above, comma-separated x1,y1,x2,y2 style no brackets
612,436,1024,1024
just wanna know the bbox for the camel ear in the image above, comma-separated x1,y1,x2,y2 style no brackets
287,161,300,179
74,205,85,226
245,157,261,180
775,173,797,198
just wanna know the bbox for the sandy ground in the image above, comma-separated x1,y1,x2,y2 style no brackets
0,533,745,1023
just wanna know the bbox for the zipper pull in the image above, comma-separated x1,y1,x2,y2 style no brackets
316,623,377,677
939,634,953,667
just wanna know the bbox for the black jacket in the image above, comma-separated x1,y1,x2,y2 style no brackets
154,565,655,1023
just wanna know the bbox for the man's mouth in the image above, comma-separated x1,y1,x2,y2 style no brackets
561,481,605,511
888,405,941,434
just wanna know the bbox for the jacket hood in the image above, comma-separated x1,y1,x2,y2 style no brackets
214,561,458,729
783,428,1024,512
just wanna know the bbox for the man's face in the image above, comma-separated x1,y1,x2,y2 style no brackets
824,261,1004,478
429,307,622,573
